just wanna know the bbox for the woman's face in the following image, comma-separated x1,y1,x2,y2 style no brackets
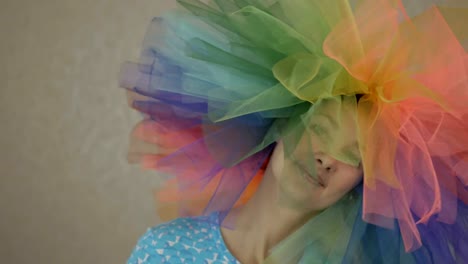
271,97,363,212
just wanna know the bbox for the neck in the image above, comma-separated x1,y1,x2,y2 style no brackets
221,164,317,264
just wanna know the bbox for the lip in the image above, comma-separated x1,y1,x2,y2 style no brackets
297,162,325,187
316,174,326,187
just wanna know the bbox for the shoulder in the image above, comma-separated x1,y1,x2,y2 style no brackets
127,213,231,264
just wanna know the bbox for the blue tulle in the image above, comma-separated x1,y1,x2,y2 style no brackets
343,184,468,264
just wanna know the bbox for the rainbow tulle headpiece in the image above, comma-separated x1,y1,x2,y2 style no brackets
120,0,468,262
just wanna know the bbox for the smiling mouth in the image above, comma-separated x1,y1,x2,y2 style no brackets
297,163,325,187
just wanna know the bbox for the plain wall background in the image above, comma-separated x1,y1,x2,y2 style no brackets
1,0,176,263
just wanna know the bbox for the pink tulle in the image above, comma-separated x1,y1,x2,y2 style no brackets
323,0,468,251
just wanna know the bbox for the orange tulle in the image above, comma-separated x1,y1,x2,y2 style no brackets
155,168,265,221
324,0,468,251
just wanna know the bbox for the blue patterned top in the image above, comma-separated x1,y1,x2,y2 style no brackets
127,212,241,264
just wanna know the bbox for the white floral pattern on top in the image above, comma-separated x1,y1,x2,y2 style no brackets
127,212,241,264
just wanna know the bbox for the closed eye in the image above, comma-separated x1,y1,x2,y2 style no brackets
310,123,328,136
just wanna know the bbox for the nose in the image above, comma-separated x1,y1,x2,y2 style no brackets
315,153,336,174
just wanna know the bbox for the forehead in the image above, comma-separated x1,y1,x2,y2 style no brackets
309,96,358,131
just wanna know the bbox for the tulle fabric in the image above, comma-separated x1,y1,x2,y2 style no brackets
120,0,468,262
322,0,468,251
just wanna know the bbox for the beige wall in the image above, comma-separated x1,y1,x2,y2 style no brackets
1,0,175,263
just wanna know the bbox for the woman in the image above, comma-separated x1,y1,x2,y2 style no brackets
121,0,468,263
219,96,365,264
127,96,364,263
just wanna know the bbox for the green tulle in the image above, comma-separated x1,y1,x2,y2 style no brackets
125,0,468,262
264,192,361,264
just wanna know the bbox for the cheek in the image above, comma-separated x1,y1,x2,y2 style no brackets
324,167,363,202
271,142,285,179
337,166,362,189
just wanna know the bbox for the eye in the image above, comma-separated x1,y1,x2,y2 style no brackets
341,145,361,166
344,150,359,162
355,161,362,169
310,123,327,136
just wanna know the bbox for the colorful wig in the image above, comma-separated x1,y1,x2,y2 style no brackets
120,0,468,262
